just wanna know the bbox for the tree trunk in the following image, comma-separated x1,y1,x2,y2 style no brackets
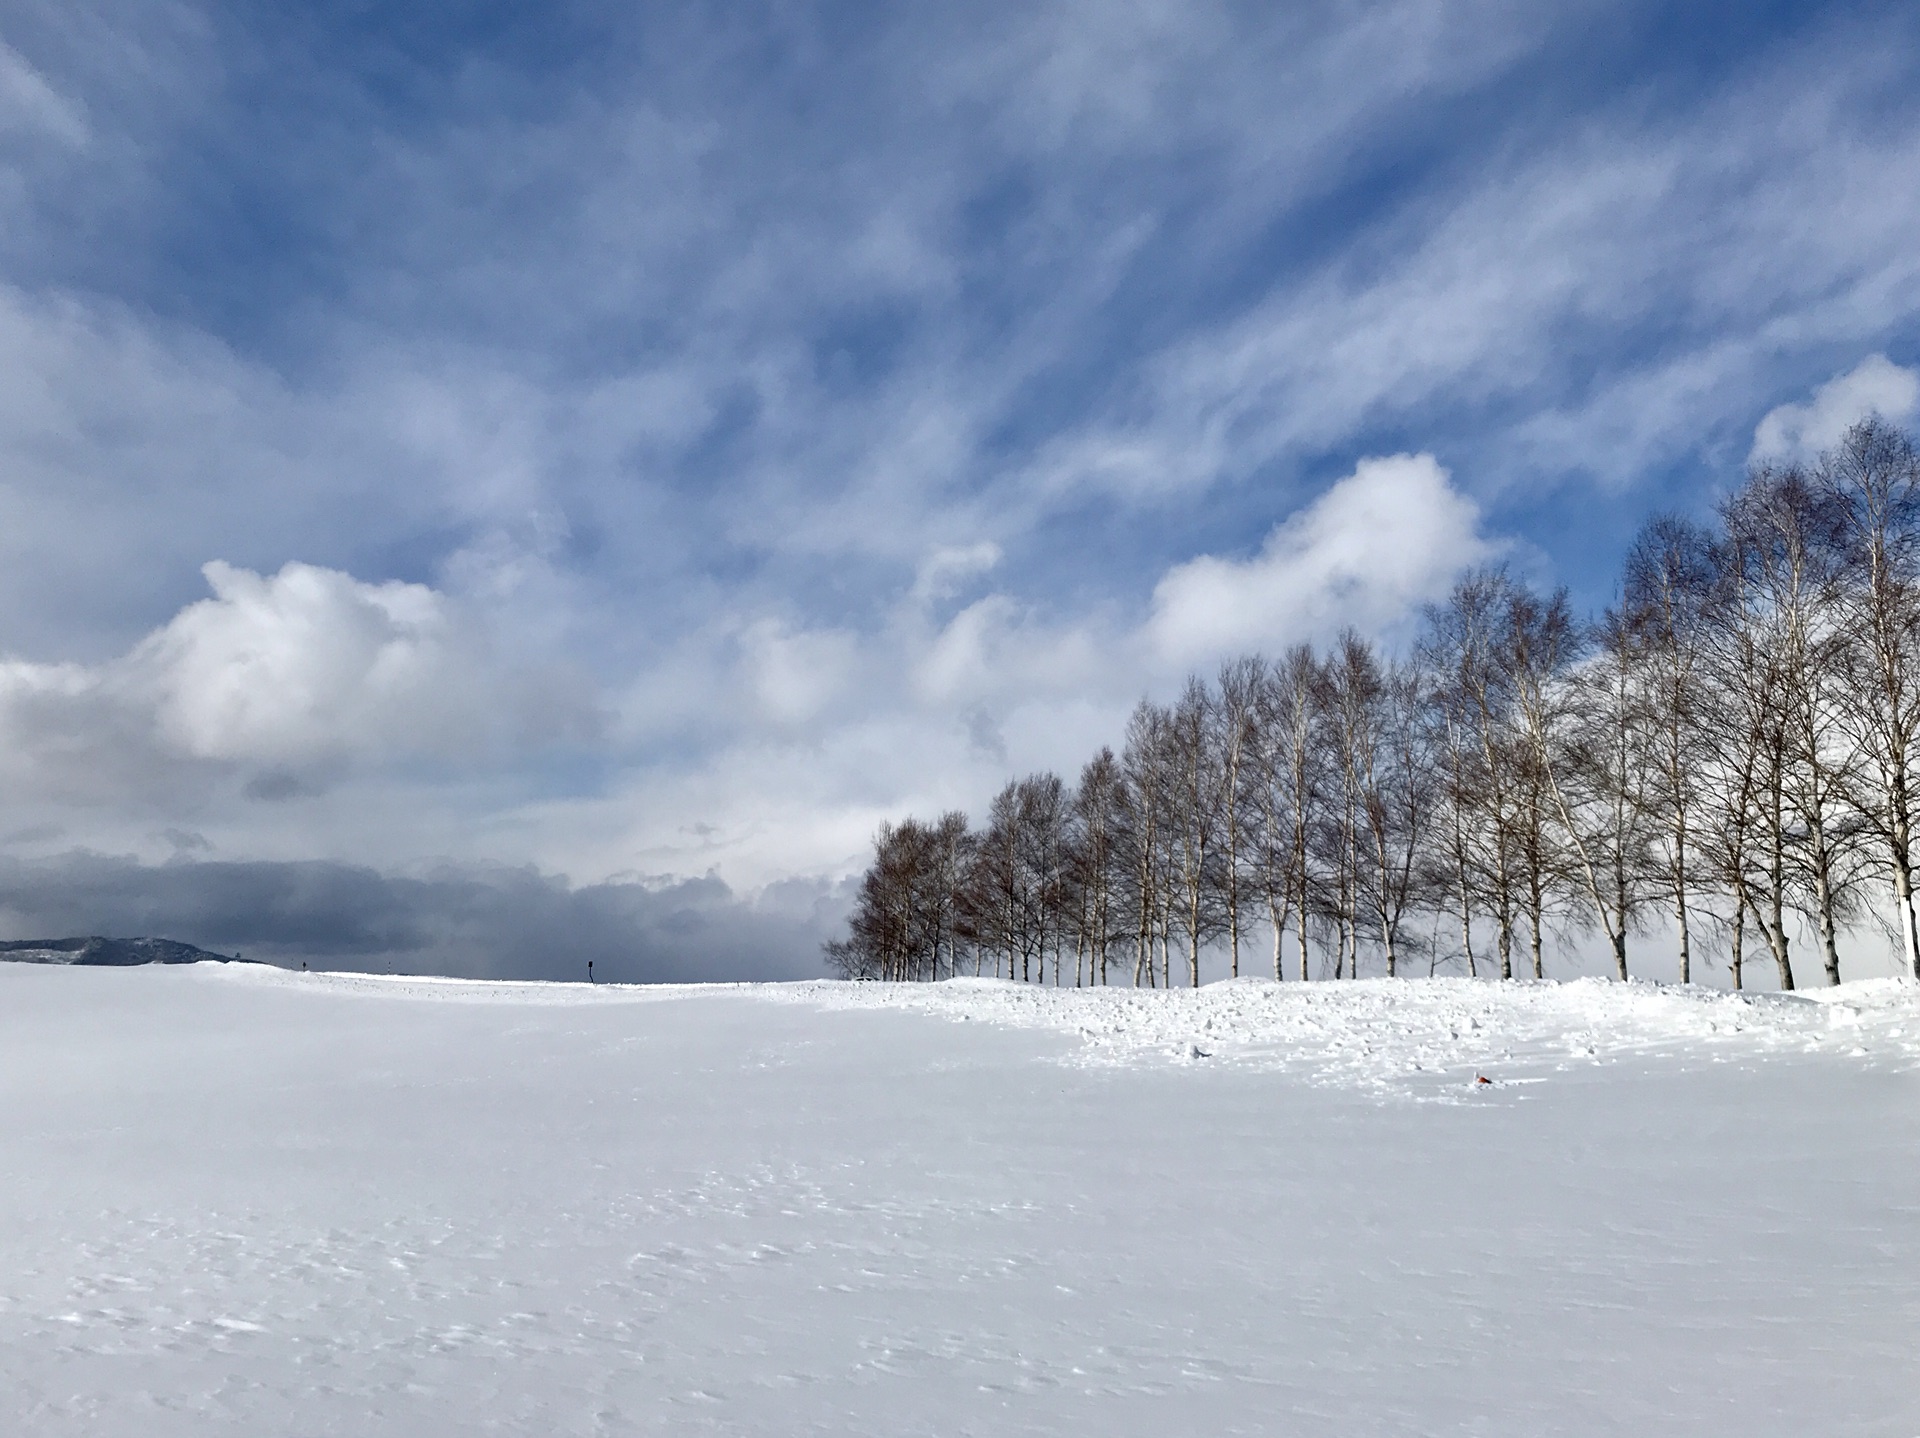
1374,826,1398,979
1766,886,1794,992
1228,893,1240,979
1673,810,1691,984
1674,888,1691,985
1895,847,1920,981
1613,870,1630,982
1808,814,1842,986
1890,779,1920,979
1767,803,1795,991
1296,884,1311,983
1814,860,1843,987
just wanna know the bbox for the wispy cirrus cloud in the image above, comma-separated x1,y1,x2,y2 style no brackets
0,36,87,146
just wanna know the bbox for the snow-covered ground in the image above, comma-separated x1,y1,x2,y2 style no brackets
786,970,1920,1092
3,963,1916,1435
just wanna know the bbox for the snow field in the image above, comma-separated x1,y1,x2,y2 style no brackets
2,962,1916,1436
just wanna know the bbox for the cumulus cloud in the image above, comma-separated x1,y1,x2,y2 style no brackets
1147,454,1494,665
1750,354,1920,465
134,561,487,766
0,561,593,803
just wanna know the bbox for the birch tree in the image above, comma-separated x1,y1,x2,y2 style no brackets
1822,417,1920,979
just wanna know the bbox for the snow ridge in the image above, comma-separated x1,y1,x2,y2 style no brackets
206,963,1920,1099
776,975,1920,1097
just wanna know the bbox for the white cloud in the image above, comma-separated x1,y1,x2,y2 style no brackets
1147,454,1495,665
910,594,1112,709
0,454,1507,887
132,562,488,767
0,39,88,147
910,542,1001,604
0,561,592,807
5,1,1920,928
509,455,1500,887
1750,354,1920,465
736,618,861,725
1017,29,1920,506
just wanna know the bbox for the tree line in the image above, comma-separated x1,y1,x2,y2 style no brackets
826,418,1920,990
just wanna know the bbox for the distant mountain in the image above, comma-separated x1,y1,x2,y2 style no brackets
0,937,243,967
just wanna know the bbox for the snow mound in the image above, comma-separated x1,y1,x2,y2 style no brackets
771,974,1920,1096
202,963,1920,1099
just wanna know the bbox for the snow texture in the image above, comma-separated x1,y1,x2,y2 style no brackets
783,972,1920,1095
3,962,1916,1435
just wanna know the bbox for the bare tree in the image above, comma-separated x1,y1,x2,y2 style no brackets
1320,635,1376,977
1423,573,1524,980
1623,516,1717,982
1363,652,1438,977
1536,606,1660,981
1119,701,1176,987
1249,646,1322,980
1068,748,1126,985
835,428,1920,990
1430,693,1487,979
827,812,974,980
1708,468,1827,991
1725,465,1862,985
1164,676,1229,986
1024,774,1074,984
1692,635,1765,993
1821,417,1920,979
1416,628,1490,979
923,811,973,980
1499,583,1580,980
963,777,1071,983
1216,658,1263,977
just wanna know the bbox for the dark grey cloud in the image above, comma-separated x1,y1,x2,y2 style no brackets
0,851,846,983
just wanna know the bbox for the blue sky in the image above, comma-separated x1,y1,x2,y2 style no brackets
1,0,1918,975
